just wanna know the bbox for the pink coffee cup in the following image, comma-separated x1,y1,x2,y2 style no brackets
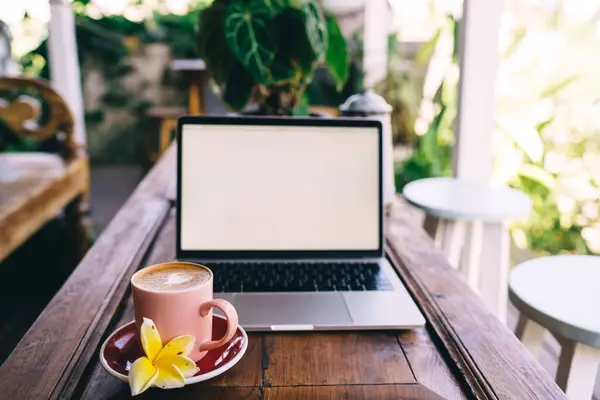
131,262,238,362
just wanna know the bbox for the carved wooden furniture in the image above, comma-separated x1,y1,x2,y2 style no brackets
0,77,91,262
511,255,600,400
403,177,531,322
0,144,566,399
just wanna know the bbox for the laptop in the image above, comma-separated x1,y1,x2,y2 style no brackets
176,115,425,331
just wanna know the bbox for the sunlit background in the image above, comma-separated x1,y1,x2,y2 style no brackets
3,0,600,256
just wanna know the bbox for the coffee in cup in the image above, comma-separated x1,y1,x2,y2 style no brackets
132,263,211,292
131,262,238,362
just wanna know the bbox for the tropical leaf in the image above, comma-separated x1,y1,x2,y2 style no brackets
518,164,556,189
265,0,288,13
269,8,316,83
536,117,555,132
197,0,236,85
415,28,441,65
301,1,327,61
324,16,348,91
223,63,256,111
539,74,579,98
450,15,459,63
225,0,277,84
500,122,544,163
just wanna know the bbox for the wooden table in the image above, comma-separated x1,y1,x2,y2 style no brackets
0,145,566,399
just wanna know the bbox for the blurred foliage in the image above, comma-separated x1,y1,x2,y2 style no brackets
374,34,419,145
18,1,207,163
304,30,364,109
21,8,202,79
394,15,457,190
196,0,349,115
493,17,600,255
392,5,600,256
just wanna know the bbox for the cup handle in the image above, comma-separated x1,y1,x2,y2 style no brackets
198,299,239,351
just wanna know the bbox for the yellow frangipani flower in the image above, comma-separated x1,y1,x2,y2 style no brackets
129,318,200,396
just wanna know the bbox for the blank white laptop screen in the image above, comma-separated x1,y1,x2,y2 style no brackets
180,123,380,251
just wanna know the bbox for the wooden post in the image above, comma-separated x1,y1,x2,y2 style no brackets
48,0,87,147
454,0,507,322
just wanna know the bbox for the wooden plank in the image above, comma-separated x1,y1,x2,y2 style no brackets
386,198,566,399
144,209,177,265
0,147,176,399
264,384,444,400
82,385,258,400
398,328,467,399
264,333,415,386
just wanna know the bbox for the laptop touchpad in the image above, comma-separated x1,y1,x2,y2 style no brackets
227,293,352,327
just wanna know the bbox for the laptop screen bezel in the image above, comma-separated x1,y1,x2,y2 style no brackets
176,115,383,260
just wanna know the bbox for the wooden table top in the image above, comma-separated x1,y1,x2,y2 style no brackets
0,145,566,399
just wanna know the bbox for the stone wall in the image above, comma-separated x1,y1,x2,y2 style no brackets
83,43,186,164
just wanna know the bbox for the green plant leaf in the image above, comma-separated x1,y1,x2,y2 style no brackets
415,28,441,65
265,0,287,13
324,16,348,91
225,0,277,84
293,91,310,115
197,0,236,85
268,8,319,84
539,74,579,98
536,117,555,132
301,1,328,61
223,63,256,111
518,164,556,189
450,15,460,63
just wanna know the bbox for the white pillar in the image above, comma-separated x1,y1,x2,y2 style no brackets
454,0,507,322
362,0,389,89
454,0,503,181
48,0,87,147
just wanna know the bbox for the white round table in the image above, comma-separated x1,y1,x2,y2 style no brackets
403,177,531,321
510,255,600,400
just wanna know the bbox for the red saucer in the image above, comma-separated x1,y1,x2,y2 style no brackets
100,314,248,384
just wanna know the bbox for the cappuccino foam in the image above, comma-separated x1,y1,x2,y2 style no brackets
134,264,210,292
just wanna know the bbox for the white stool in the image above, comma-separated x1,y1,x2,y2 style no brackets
403,178,531,320
510,255,600,400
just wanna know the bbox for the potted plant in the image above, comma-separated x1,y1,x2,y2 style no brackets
197,0,350,115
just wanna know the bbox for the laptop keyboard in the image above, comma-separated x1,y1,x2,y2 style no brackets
204,261,394,293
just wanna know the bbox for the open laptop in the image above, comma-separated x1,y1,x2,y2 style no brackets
176,115,425,331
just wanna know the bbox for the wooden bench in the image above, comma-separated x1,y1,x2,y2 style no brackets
0,77,91,262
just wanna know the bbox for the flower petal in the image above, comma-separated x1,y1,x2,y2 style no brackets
154,354,199,378
129,357,158,396
140,317,162,362
155,335,195,360
153,363,185,390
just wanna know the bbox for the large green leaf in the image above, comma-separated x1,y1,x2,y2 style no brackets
265,0,287,13
302,1,327,61
225,0,277,84
267,8,319,84
197,0,236,85
223,63,256,111
324,16,348,90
